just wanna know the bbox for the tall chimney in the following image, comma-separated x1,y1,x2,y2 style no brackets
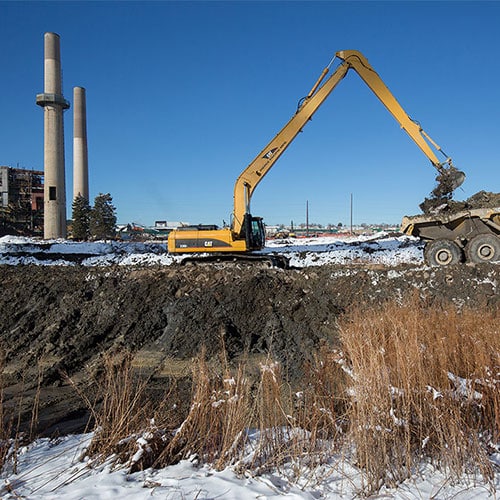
36,32,70,239
73,87,89,202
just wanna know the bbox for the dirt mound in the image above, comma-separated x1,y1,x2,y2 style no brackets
0,263,498,436
420,190,500,215
445,190,500,212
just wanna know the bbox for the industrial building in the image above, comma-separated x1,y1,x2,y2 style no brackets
0,165,44,235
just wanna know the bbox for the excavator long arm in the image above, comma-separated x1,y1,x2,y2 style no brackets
232,49,464,237
232,59,350,236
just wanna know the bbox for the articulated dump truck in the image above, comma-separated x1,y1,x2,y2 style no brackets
401,207,500,266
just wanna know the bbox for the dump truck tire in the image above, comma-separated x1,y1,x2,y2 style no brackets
424,239,463,266
465,234,500,263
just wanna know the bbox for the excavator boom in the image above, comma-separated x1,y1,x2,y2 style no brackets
232,59,349,236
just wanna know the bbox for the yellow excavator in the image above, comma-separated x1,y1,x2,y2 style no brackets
167,50,465,263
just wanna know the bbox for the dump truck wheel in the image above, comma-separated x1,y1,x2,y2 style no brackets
465,234,500,263
424,239,463,266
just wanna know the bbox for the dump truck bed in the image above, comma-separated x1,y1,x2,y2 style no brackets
401,207,500,241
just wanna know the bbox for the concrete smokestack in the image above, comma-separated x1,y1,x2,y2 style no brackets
73,87,89,202
36,32,70,239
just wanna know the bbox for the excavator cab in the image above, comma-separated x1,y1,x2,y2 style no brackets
242,214,266,251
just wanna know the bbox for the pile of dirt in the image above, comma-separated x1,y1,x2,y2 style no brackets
0,263,498,436
421,190,500,215
444,190,500,212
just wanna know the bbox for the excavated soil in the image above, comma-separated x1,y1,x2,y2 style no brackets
420,189,500,214
1,263,499,436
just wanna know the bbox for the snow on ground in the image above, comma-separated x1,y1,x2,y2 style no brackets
263,233,423,266
0,233,424,267
1,432,498,499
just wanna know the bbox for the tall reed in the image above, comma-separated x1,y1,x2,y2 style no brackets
156,348,250,469
339,296,499,493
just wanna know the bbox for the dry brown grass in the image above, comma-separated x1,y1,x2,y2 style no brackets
77,348,251,472
71,351,173,469
0,350,12,472
155,348,250,469
235,353,347,482
339,296,500,493
77,298,499,495
246,358,292,474
0,352,44,474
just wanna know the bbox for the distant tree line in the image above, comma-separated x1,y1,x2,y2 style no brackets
71,193,117,240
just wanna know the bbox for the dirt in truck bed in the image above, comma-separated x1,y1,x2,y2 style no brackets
420,189,500,215
0,263,498,437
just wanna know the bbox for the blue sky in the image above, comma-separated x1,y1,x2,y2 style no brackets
1,1,499,227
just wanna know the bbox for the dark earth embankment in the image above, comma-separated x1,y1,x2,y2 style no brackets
1,263,498,436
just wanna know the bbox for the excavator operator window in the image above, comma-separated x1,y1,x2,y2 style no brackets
243,214,265,250
250,218,265,249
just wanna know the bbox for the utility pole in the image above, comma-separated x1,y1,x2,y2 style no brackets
350,193,353,235
306,200,309,237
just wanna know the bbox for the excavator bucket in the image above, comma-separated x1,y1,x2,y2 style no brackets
447,167,466,191
435,166,466,195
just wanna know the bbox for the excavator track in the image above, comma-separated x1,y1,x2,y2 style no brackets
179,253,289,269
